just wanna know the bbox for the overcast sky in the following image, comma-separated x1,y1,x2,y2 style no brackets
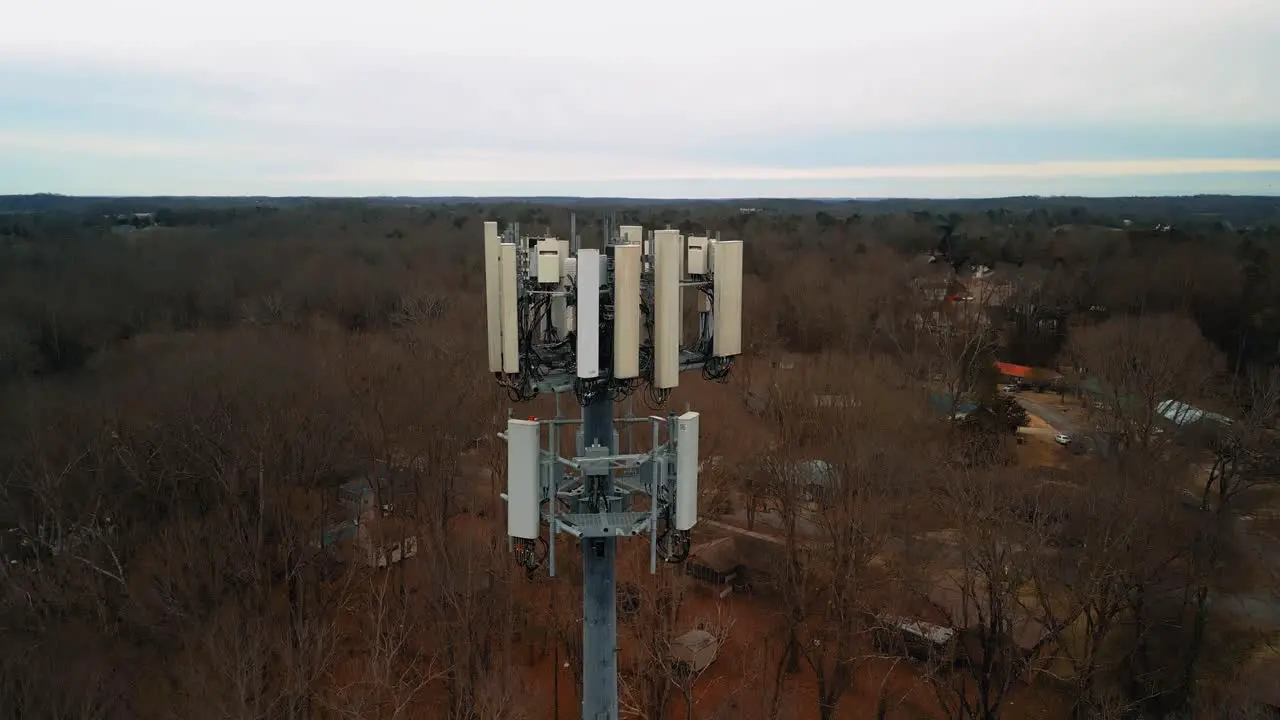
2,0,1278,197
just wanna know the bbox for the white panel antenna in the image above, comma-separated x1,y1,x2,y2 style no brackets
653,229,682,389
536,239,561,284
506,419,541,539
499,243,520,374
484,221,503,372
557,239,570,276
576,249,601,379
553,255,578,335
674,411,700,531
712,240,743,357
619,225,643,247
551,296,569,336
613,243,641,379
686,236,710,276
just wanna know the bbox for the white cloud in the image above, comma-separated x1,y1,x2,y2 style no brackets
4,0,1278,135
1,0,1278,194
0,130,230,159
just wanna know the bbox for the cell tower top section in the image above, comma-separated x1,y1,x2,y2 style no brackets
482,219,744,407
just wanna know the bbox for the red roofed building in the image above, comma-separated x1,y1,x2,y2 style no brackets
995,362,1033,379
994,362,1063,389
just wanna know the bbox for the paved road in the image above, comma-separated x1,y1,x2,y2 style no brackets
1016,396,1077,435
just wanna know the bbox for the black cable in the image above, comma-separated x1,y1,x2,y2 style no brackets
642,383,671,410
702,355,733,383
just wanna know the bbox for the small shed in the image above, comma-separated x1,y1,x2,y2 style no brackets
671,629,719,675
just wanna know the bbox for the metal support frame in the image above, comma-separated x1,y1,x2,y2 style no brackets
580,394,618,720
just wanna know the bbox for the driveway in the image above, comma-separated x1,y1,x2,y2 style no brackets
1017,396,1078,435
716,498,823,539
1017,426,1057,438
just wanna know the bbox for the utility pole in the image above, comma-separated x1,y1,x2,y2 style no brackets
580,393,617,719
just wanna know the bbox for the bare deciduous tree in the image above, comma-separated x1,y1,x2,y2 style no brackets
1065,313,1222,451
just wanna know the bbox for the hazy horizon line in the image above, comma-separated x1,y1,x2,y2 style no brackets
6,191,1279,202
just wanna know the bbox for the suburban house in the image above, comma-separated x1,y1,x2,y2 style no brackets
1154,398,1237,449
878,580,1052,674
1076,377,1141,409
794,459,836,503
929,392,980,421
685,537,744,596
914,293,996,335
1155,399,1233,429
812,393,860,409
994,362,1061,389
685,532,786,595
318,472,418,568
871,613,959,664
910,275,960,303
966,274,1016,307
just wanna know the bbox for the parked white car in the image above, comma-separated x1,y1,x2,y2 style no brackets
1054,433,1071,445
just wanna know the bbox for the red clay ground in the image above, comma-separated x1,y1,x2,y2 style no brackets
487,514,1070,720
392,375,1076,718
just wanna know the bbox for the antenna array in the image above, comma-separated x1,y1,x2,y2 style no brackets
483,219,743,407
481,215,745,720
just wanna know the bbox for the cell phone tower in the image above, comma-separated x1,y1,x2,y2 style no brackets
482,215,743,720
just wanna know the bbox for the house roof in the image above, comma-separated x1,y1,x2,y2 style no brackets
340,478,373,494
877,614,956,645
687,537,742,575
673,629,716,649
813,394,859,408
1077,378,1142,408
929,392,979,417
996,362,1066,381
1156,399,1233,427
926,582,1049,652
995,362,1033,378
796,459,834,486
671,629,718,664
